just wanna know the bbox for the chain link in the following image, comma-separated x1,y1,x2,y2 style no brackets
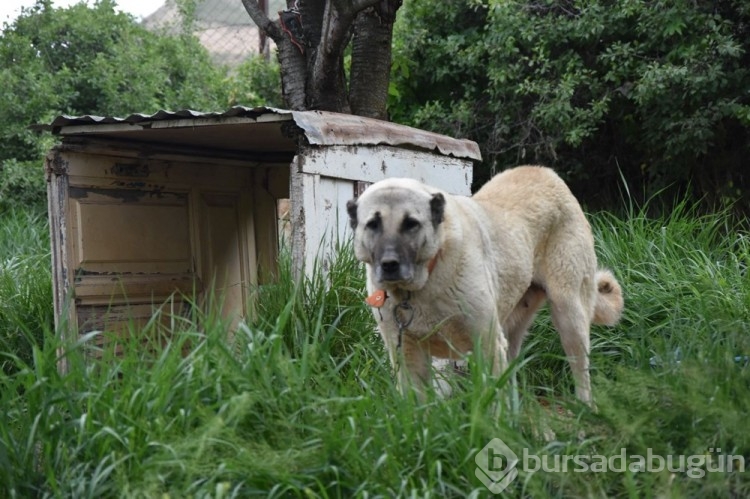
393,293,414,350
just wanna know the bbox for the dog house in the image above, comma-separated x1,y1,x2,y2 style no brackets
40,106,480,361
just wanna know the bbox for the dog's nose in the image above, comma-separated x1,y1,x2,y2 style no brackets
380,259,400,280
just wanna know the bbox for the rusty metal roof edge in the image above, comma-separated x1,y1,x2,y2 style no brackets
34,106,482,161
33,106,291,131
290,110,482,161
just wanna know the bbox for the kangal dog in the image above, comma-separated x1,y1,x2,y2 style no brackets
346,166,623,403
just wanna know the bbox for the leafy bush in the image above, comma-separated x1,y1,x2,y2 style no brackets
0,159,48,212
391,1,750,212
0,1,225,161
226,55,283,108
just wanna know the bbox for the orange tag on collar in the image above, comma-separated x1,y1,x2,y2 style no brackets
365,289,387,308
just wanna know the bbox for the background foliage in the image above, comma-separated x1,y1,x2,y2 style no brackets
391,0,750,212
0,0,281,213
2,1,748,214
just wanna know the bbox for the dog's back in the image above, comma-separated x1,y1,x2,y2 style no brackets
472,165,587,234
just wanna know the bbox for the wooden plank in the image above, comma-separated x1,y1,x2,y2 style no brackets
297,145,474,195
58,139,293,166
289,158,306,281
199,192,251,328
69,191,192,274
252,169,279,283
75,301,192,358
293,173,354,276
46,150,75,374
73,275,197,302
300,172,327,275
61,151,260,192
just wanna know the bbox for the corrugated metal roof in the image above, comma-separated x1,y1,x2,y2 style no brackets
41,106,282,128
290,111,481,160
38,106,482,161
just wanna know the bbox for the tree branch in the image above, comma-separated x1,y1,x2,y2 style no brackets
241,0,282,41
307,1,352,112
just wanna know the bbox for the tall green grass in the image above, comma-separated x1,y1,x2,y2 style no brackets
0,208,53,375
0,202,748,497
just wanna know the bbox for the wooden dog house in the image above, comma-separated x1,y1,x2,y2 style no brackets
41,107,480,359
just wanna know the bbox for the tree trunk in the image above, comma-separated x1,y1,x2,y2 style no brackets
276,37,308,110
241,0,401,118
350,1,401,120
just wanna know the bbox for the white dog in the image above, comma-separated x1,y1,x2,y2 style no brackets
346,166,623,403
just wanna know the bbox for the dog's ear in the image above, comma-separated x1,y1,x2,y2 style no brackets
430,193,445,227
346,199,358,229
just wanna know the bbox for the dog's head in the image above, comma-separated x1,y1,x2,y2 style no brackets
347,178,445,291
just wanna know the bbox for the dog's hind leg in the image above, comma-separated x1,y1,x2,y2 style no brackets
548,298,592,404
476,318,508,380
505,284,547,360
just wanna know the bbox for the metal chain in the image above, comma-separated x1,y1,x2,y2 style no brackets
393,292,414,350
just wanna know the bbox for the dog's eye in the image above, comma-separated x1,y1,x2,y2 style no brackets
365,218,380,231
401,217,421,232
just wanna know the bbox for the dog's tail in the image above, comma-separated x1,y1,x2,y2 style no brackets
592,269,624,326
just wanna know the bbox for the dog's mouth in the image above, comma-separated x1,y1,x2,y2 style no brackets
375,261,414,285
373,261,432,292
373,250,441,291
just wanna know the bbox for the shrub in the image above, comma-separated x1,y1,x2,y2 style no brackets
391,1,750,212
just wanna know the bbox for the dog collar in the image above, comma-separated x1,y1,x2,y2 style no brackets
426,248,442,274
365,250,442,308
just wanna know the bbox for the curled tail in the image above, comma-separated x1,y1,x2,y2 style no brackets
592,269,624,326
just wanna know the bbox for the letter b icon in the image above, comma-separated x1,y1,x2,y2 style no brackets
475,438,519,494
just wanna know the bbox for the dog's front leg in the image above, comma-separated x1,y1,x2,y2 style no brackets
378,323,432,400
396,336,431,401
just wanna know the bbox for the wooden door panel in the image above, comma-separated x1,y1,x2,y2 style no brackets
70,188,192,275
